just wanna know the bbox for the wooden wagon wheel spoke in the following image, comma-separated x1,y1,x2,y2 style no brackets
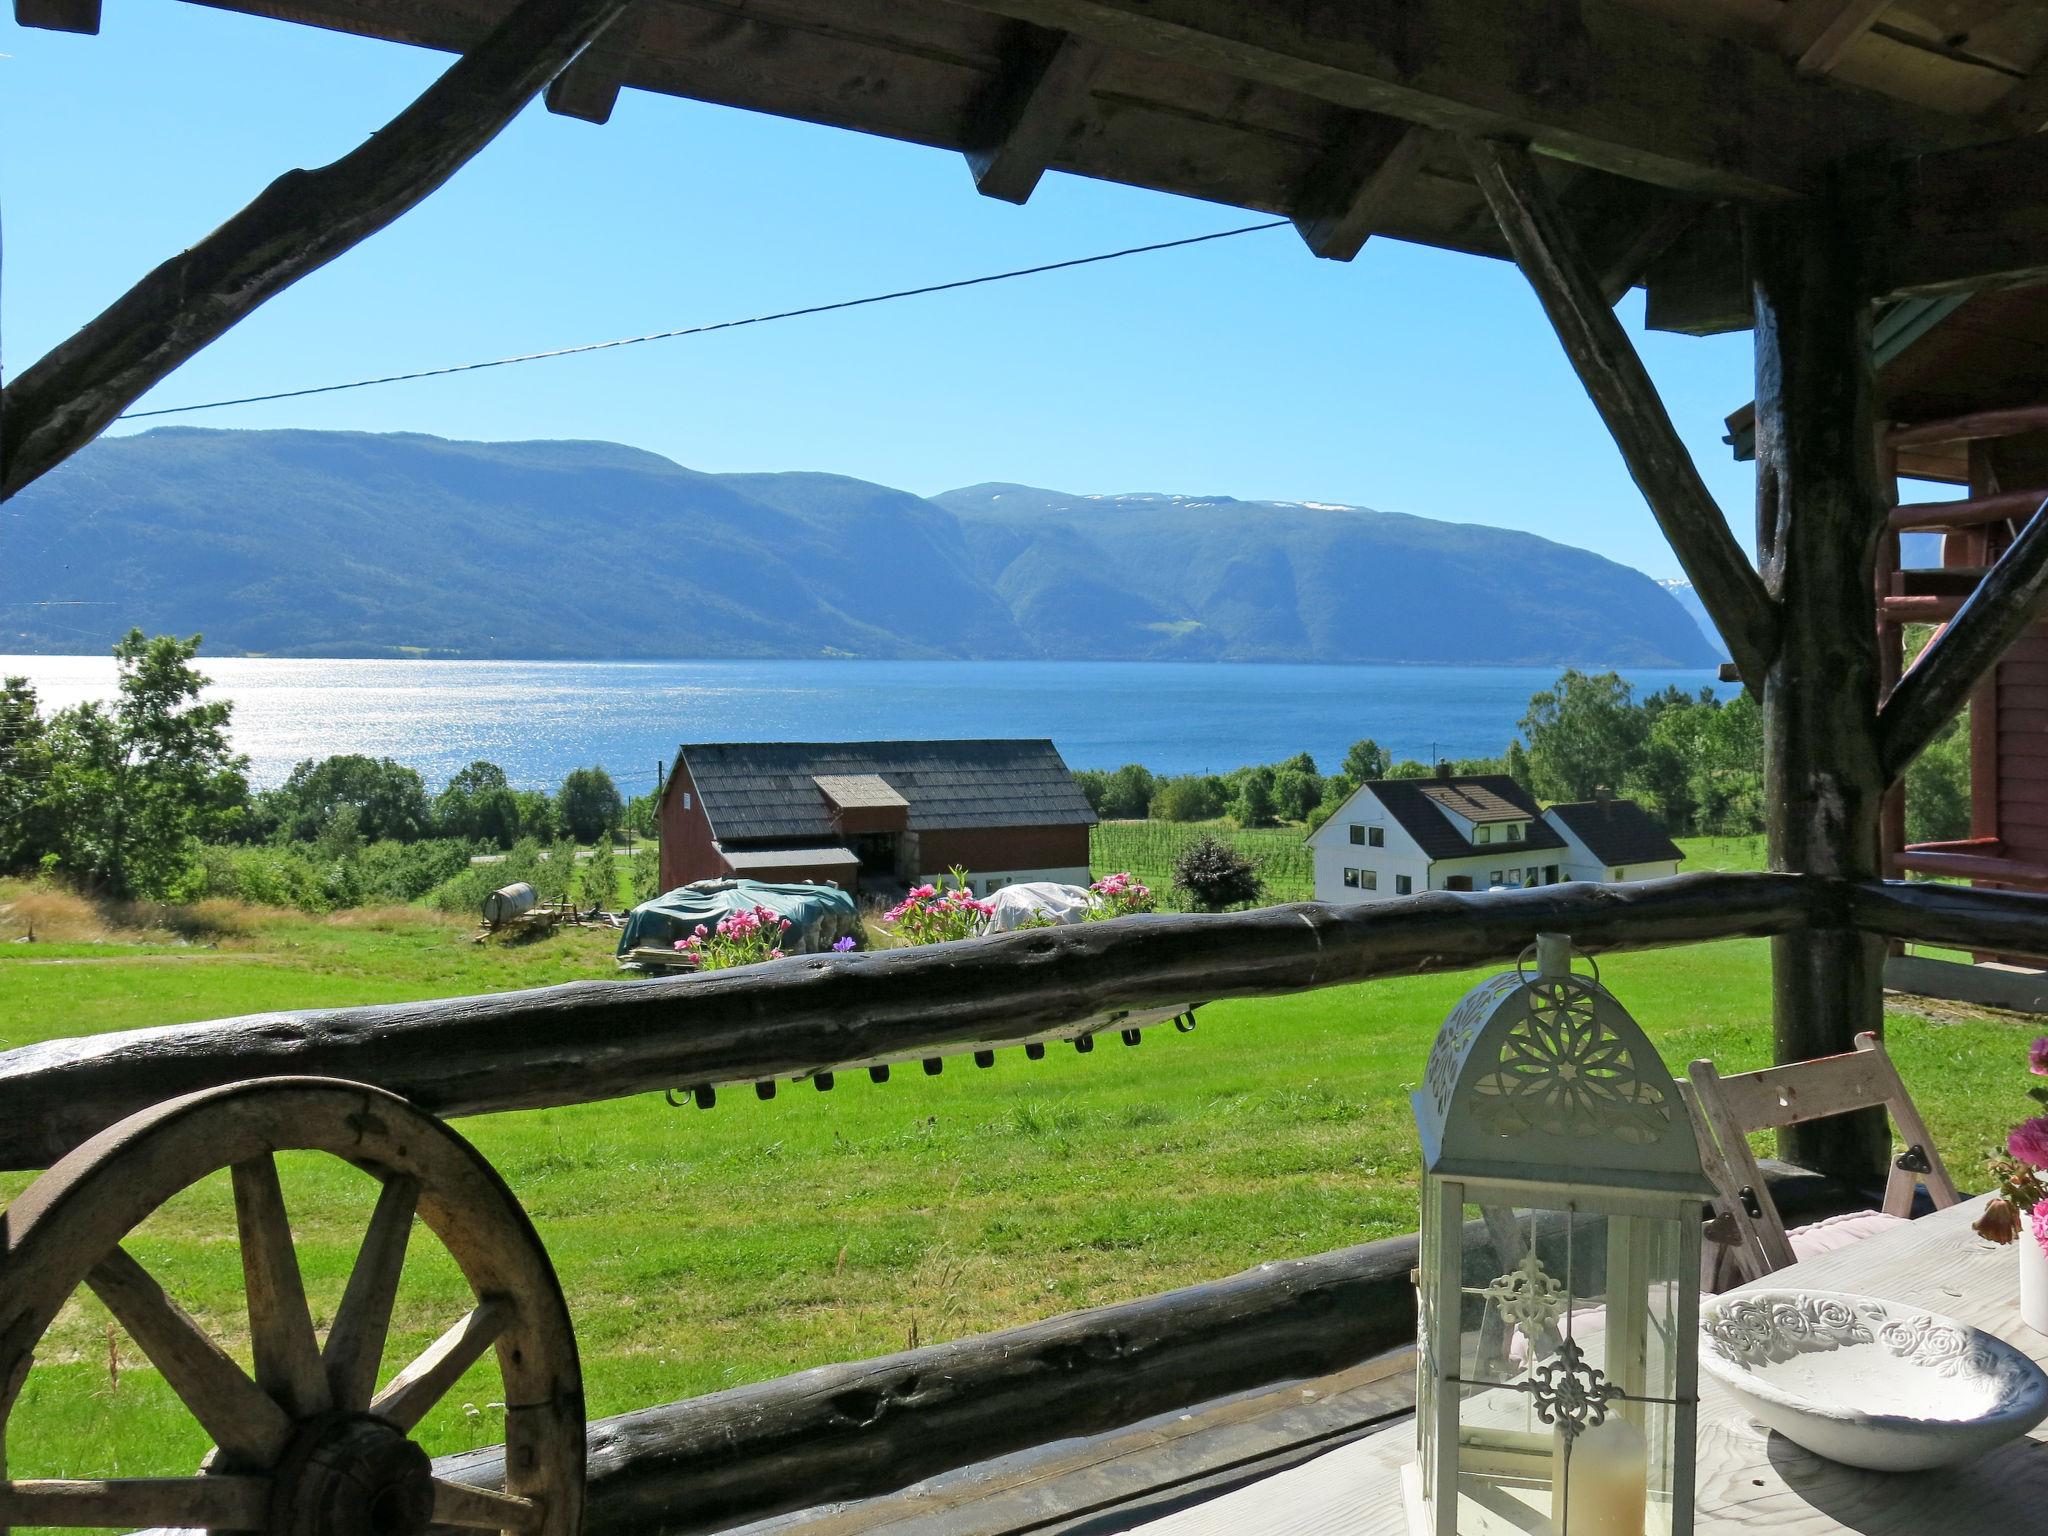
370,1297,516,1433
0,1078,583,1536
0,1472,270,1526
232,1154,334,1421
84,1246,293,1465
430,1476,544,1532
324,1173,422,1412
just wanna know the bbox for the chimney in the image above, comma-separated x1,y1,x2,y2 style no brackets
1435,759,1453,781
1594,786,1615,802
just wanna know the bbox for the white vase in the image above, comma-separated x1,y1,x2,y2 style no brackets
2021,1233,2048,1335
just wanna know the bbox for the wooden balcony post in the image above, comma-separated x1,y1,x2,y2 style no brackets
1748,194,1890,1186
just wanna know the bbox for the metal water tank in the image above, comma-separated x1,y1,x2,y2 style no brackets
483,882,537,925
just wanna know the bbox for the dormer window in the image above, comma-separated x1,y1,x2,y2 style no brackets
1506,823,1522,842
1476,825,1492,845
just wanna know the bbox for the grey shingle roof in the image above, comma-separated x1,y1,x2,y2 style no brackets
1545,800,1684,866
677,740,1097,843
1366,775,1566,861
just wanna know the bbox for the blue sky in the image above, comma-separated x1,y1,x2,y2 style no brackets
3,3,1776,579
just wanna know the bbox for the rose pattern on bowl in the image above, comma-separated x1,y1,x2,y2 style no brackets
1702,1294,1872,1369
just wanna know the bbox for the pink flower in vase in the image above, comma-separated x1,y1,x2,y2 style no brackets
2010,1115,2048,1170
2033,1200,2048,1258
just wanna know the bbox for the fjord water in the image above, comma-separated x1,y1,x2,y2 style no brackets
4,657,1735,796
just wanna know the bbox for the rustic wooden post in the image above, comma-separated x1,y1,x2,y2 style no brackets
1748,191,1890,1184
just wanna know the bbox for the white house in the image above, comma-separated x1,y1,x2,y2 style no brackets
1542,797,1685,884
1306,770,1682,904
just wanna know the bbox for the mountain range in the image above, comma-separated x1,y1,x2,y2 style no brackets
2,428,1718,668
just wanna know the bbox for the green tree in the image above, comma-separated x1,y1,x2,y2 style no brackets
1341,739,1390,784
1152,774,1225,822
42,631,248,899
1099,763,1156,820
1690,691,1765,834
622,789,660,838
434,761,523,848
1232,774,1277,828
1905,716,1971,844
1519,670,1649,803
512,789,557,843
267,755,430,843
1271,766,1321,822
0,677,54,871
557,766,623,844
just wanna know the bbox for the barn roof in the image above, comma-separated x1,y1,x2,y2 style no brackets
676,739,1097,843
1545,799,1686,866
1364,776,1567,862
77,0,2048,335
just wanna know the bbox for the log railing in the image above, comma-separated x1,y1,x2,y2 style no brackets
4,873,2048,1171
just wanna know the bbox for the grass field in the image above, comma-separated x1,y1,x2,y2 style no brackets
0,833,2021,1495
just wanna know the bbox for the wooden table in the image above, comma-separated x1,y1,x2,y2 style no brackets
1118,1195,2048,1535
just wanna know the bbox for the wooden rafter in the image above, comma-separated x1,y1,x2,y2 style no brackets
13,0,99,32
1559,175,1703,305
1292,119,1434,262
953,0,1973,200
966,28,1106,205
1777,0,1891,75
0,0,633,502
1880,500,2048,780
545,3,644,125
1464,138,1778,685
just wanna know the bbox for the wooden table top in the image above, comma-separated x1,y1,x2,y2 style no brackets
1119,1195,2048,1535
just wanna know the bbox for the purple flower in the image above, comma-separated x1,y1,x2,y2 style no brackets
2030,1037,2048,1076
2011,1115,2048,1169
832,936,856,952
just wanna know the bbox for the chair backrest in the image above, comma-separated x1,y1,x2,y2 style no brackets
1686,1032,1960,1282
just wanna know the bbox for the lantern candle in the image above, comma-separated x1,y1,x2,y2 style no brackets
1555,1417,1648,1536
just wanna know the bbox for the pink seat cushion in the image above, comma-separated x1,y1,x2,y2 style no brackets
1787,1208,1909,1261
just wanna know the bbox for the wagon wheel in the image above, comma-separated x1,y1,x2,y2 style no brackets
0,1077,582,1536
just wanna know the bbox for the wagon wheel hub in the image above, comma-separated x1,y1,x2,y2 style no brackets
271,1412,433,1536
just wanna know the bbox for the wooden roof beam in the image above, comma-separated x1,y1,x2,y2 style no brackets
966,28,1107,205
1292,118,1434,262
951,0,1976,201
14,0,100,32
544,4,644,124
1881,498,2048,780
1777,0,1892,75
0,0,633,502
1466,137,1778,686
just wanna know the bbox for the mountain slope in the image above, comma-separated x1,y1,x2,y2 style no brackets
1,429,1715,666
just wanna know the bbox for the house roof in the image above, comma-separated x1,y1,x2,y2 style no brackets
1364,776,1567,862
1417,782,1531,825
721,845,862,870
813,774,909,811
1545,800,1686,867
675,740,1097,843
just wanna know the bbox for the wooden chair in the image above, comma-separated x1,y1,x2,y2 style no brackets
1685,1031,1961,1288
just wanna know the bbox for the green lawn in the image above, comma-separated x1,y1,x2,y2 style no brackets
0,842,2023,1495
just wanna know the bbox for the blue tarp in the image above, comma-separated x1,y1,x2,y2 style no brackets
617,878,860,960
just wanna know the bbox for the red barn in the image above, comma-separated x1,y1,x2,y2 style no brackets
657,739,1096,897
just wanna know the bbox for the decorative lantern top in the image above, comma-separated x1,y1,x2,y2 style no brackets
1414,933,1713,1197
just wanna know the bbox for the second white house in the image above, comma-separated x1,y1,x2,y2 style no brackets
1306,768,1683,904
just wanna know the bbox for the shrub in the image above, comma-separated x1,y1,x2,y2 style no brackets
1151,775,1225,822
1171,835,1263,912
886,870,995,944
673,904,792,970
1088,870,1154,919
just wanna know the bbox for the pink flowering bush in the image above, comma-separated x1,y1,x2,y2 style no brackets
673,904,792,970
1088,870,1154,920
1975,1036,2048,1248
885,868,995,945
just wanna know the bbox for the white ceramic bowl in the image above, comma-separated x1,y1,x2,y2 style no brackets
1699,1289,2048,1471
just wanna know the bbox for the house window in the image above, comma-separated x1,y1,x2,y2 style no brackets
1612,867,1625,881
1349,824,1365,845
1368,826,1385,848
1545,865,1559,884
1476,826,1492,844
1343,867,1360,888
1490,870,1504,886
682,792,692,810
1361,869,1377,890
1395,874,1412,895
1506,823,1522,842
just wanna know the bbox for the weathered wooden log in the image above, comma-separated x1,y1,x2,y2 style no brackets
0,0,631,500
1464,136,1777,690
1747,191,1892,1189
1880,500,2048,780
436,1233,1421,1535
0,873,1820,1169
1850,878,2048,962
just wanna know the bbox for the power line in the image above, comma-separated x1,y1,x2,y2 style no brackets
118,219,1291,422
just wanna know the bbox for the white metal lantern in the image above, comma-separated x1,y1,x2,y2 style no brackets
1407,933,1707,1536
